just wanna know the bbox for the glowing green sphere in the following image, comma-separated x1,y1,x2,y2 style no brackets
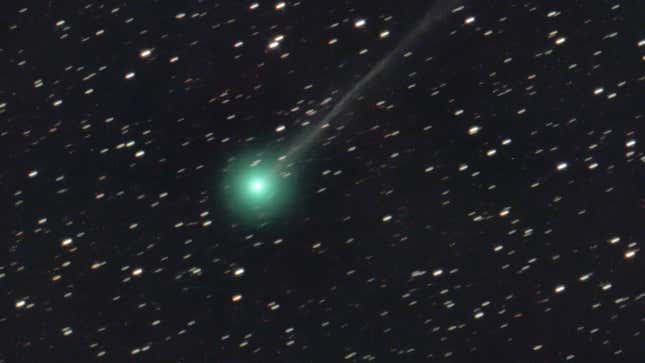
238,170,277,204
250,179,265,193
220,152,295,223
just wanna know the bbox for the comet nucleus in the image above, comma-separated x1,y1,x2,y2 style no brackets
220,152,295,223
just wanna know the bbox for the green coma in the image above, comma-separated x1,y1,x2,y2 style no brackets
220,152,295,223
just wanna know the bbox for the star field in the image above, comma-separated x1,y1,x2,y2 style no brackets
3,0,644,362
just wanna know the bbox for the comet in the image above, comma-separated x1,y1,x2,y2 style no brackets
223,0,459,221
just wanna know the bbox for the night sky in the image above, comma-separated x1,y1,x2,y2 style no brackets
3,0,644,362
